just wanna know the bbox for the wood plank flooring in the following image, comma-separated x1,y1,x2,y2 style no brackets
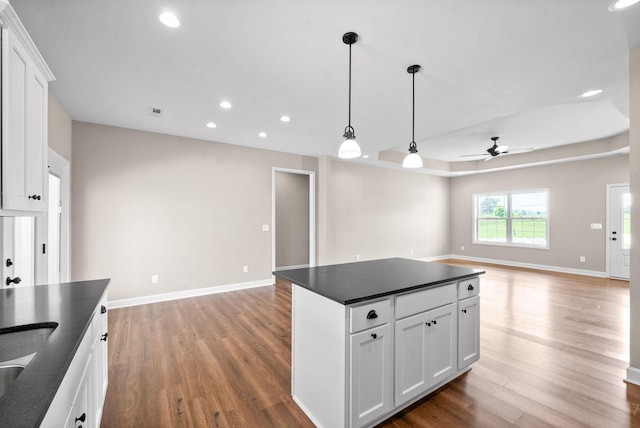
101,261,640,427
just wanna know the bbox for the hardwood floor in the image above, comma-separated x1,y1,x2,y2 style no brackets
101,261,640,427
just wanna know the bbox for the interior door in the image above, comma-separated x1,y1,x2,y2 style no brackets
609,185,630,279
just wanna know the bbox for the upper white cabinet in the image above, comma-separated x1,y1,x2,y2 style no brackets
0,1,54,214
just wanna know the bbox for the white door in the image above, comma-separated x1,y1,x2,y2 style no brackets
608,185,630,279
0,216,36,287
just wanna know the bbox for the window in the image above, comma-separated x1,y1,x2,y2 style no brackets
474,190,548,248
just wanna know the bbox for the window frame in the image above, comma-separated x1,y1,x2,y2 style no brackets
473,189,550,249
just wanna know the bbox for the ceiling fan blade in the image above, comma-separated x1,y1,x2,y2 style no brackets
460,153,487,158
508,148,535,153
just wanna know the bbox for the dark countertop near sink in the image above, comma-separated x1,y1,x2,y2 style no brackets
274,258,484,305
0,279,110,428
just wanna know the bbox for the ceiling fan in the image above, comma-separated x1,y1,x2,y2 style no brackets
460,136,534,161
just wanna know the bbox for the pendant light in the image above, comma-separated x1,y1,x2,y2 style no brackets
402,64,423,168
339,32,362,159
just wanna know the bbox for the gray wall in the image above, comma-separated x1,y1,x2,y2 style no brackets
275,171,310,268
450,153,629,272
71,122,451,301
48,91,72,161
71,122,318,300
317,159,451,265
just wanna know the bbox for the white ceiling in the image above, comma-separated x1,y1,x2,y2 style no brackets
12,0,640,171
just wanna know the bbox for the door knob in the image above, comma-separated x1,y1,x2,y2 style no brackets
28,194,41,200
611,237,617,241
5,277,21,286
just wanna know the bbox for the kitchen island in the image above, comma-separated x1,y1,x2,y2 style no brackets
275,258,484,428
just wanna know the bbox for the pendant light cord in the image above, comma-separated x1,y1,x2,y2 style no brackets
412,69,415,143
348,41,352,130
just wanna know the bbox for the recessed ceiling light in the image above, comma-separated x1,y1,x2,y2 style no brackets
609,0,640,11
362,155,369,159
159,12,180,28
220,101,232,109
280,115,291,122
206,122,216,128
258,132,267,138
580,89,603,98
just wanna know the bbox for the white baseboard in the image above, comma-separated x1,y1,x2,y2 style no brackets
275,264,310,271
625,366,640,386
419,255,453,262
109,277,275,309
434,254,608,278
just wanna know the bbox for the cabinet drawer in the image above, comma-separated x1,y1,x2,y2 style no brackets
350,299,391,333
395,283,456,320
458,277,479,300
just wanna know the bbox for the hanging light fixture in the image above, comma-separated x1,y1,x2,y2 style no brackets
402,64,423,168
339,32,362,159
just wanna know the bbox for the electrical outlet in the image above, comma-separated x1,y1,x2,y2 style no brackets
243,265,249,273
461,245,465,251
579,256,586,263
356,254,360,261
151,274,159,284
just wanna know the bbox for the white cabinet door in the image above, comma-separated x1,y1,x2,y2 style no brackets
395,303,457,407
1,28,47,212
394,311,429,406
64,354,92,428
426,303,457,386
350,323,392,428
458,296,480,369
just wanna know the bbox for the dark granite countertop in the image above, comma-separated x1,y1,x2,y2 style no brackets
0,279,110,428
274,258,484,305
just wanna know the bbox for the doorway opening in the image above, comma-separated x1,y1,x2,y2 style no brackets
46,149,70,283
272,168,315,271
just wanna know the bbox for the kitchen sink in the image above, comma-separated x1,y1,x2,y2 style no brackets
0,365,24,399
0,323,57,364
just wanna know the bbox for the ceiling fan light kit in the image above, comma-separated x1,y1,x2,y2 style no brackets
402,64,423,169
338,31,362,159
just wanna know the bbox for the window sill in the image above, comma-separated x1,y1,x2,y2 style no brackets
473,241,549,250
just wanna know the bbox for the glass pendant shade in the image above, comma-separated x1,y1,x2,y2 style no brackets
339,138,362,158
339,127,361,158
402,151,423,168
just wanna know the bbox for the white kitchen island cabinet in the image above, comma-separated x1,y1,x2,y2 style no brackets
278,258,483,428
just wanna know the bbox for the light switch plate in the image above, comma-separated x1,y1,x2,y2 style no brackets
262,224,269,232
590,223,602,229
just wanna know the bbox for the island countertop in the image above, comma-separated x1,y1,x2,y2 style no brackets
274,258,484,305
0,279,110,428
